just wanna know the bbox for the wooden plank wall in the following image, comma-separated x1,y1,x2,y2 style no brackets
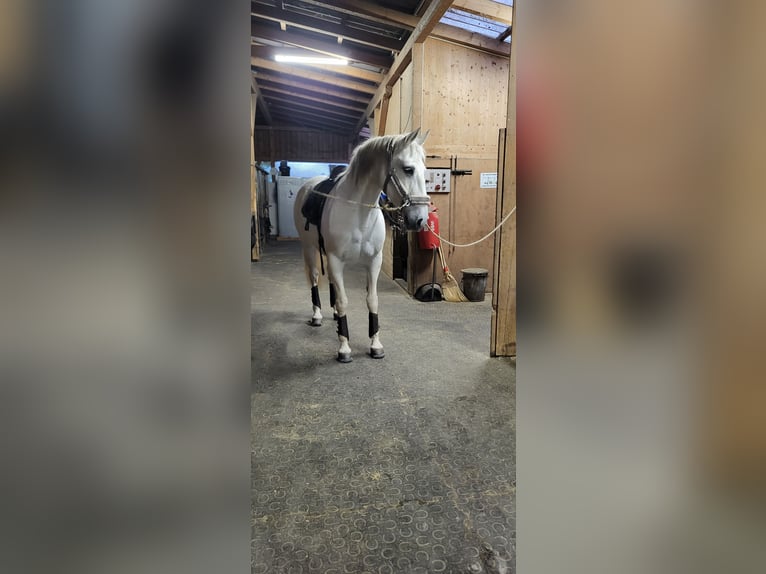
255,127,351,163
408,38,509,294
491,3,517,357
378,64,412,279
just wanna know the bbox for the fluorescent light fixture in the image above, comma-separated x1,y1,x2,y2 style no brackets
274,54,349,65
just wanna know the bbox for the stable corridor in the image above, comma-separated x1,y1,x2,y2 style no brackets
252,242,515,573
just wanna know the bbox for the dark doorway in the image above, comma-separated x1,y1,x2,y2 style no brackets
392,229,408,281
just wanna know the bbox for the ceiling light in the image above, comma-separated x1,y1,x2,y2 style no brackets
274,54,349,65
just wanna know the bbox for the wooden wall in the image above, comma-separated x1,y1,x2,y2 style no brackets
491,19,516,357
377,63,414,280
255,126,351,163
408,38,509,295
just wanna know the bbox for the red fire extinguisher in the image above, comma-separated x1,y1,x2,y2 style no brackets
418,204,440,250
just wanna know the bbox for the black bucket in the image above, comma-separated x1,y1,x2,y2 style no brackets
461,268,489,302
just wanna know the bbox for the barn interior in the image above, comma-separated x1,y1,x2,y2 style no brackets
251,2,516,572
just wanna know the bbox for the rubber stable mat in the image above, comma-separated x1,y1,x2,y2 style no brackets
252,243,515,573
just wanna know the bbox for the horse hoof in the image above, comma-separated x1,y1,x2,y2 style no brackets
333,312,339,321
337,352,353,363
369,348,385,359
308,318,322,327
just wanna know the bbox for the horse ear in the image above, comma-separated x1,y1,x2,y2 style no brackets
416,129,430,145
402,128,420,146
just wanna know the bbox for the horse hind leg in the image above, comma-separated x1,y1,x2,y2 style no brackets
303,248,323,327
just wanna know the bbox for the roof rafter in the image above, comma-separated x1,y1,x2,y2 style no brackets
251,75,272,125
258,84,366,113
253,70,371,104
252,57,377,94
252,21,393,69
453,0,513,26
298,0,509,58
354,0,456,134
251,4,404,52
265,98,360,122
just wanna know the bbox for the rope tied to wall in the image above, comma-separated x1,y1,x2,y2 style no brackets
428,205,516,248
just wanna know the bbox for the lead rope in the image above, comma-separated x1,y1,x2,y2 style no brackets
428,205,516,248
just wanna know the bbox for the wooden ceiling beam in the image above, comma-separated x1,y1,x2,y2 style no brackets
252,22,393,69
436,26,510,56
299,0,509,58
453,0,513,26
354,0,456,134
299,63,383,84
251,4,404,52
251,75,272,125
270,108,356,130
258,84,365,113
267,98,359,123
252,57,377,94
296,0,419,29
253,71,371,104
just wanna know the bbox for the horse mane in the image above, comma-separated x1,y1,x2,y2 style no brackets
345,133,425,185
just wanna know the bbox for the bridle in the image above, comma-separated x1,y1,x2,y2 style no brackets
380,142,430,231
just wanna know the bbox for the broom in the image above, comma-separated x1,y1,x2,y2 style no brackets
437,245,469,302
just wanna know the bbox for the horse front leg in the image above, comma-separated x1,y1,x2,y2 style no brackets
366,253,384,359
328,254,352,363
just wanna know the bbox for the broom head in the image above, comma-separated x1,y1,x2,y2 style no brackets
438,246,469,302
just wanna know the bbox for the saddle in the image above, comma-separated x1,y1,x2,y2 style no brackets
301,171,344,275
301,177,336,231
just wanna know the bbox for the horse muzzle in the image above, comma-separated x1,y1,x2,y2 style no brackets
402,201,430,231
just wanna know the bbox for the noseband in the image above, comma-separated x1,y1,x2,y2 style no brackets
380,143,429,231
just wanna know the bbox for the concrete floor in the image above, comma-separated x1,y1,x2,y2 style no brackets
252,241,515,574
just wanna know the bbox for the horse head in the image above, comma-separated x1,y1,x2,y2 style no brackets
387,128,431,231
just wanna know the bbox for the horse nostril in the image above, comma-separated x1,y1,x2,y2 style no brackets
416,218,424,228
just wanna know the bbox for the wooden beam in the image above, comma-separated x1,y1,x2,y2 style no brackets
433,27,510,56
251,4,404,52
301,0,509,56
354,0,455,134
251,74,272,125
270,109,356,132
297,0,419,28
251,47,384,82
253,70,371,104
491,0,516,357
252,57,377,94
299,63,383,84
258,84,366,113
453,0,513,26
252,22,393,69
266,98,360,123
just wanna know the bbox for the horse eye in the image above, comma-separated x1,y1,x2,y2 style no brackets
402,166,415,175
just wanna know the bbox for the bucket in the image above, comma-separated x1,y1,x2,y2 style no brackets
461,268,489,302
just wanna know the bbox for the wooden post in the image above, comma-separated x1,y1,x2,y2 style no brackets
491,2,516,357
251,85,261,262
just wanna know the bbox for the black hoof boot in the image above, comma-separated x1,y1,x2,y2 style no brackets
369,348,385,359
309,318,322,327
337,352,353,363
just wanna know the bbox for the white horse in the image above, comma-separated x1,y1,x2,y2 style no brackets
293,129,430,363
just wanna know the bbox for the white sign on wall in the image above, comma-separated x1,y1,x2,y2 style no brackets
480,172,497,188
